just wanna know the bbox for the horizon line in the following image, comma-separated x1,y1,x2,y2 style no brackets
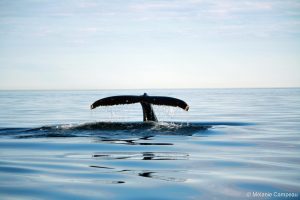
0,86,299,91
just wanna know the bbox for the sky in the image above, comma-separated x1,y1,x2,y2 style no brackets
0,0,299,90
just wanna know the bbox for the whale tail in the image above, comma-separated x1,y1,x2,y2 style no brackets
90,93,189,122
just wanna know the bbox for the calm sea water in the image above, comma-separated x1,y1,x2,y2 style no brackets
0,89,299,200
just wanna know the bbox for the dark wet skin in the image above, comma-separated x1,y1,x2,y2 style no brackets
90,93,189,122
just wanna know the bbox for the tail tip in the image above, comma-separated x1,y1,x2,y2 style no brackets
185,105,189,111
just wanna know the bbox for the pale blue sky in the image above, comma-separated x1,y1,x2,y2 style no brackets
0,0,299,89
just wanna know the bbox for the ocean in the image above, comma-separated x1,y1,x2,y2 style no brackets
0,89,299,199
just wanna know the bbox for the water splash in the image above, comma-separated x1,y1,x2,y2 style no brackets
0,121,253,139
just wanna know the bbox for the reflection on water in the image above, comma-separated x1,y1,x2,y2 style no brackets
89,151,188,183
92,152,189,160
92,152,188,182
0,89,300,199
98,138,174,146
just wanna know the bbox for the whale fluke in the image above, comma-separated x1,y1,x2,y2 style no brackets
90,93,189,122
90,95,140,109
142,96,189,111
